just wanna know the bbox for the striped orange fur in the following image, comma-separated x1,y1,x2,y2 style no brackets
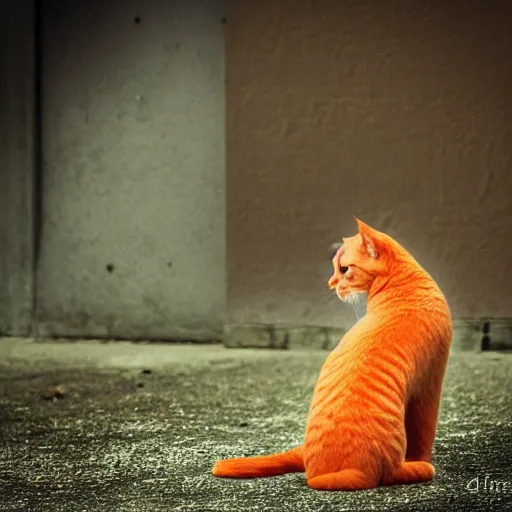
212,218,452,491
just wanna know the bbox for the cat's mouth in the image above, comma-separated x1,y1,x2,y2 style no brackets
335,289,368,320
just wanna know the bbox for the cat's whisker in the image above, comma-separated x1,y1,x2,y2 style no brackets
302,289,340,317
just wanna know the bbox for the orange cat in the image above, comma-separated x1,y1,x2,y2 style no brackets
212,218,452,491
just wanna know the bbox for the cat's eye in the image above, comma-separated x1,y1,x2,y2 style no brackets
340,266,349,274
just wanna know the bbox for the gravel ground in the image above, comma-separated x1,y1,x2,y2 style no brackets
0,339,511,512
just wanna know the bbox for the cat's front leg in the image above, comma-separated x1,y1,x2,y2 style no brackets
404,382,443,462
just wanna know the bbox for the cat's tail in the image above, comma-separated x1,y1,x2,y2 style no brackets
212,445,304,478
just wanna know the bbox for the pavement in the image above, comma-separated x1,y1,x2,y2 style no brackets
0,338,511,512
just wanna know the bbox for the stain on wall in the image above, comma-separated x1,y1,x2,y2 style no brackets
0,0,35,336
227,0,512,330
36,0,225,340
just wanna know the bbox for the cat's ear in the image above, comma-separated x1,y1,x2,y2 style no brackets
354,216,381,259
330,241,344,260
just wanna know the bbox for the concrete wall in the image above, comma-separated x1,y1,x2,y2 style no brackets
0,0,35,336
227,0,512,331
35,0,226,340
2,0,511,343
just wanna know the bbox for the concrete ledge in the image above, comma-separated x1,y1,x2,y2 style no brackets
224,324,347,350
225,318,512,352
452,318,512,351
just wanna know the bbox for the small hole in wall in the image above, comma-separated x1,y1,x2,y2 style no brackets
481,321,491,351
134,16,141,24
221,17,226,24
106,263,115,274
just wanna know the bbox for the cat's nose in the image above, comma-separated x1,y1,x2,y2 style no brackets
328,276,338,289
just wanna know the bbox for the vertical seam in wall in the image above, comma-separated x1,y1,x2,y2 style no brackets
32,0,43,337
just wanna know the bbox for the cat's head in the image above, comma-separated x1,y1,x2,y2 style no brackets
328,217,395,303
